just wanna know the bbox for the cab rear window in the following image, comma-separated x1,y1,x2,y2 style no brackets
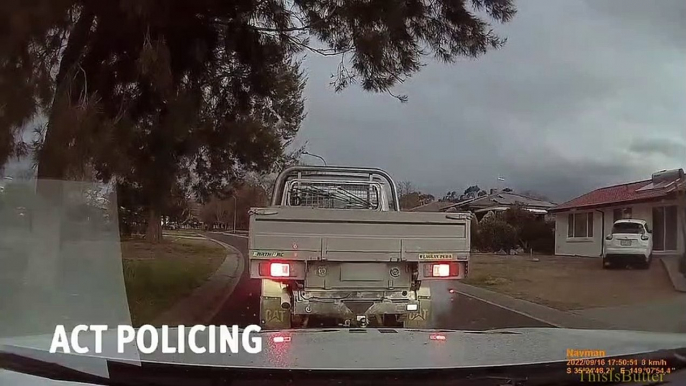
611,222,644,234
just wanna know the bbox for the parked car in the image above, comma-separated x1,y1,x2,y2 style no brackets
603,219,653,269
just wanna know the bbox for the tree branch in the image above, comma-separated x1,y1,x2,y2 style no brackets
250,25,311,32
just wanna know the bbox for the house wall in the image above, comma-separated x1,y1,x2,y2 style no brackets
554,209,604,257
554,199,685,257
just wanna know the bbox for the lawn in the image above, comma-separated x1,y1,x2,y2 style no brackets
121,236,225,326
463,254,678,311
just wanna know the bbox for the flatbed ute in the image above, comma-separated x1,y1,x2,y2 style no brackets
248,166,470,329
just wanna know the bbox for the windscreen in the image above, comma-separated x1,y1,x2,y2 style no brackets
0,179,140,378
4,0,686,383
611,222,645,234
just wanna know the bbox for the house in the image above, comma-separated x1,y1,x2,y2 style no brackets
549,168,686,257
409,190,557,220
407,200,457,212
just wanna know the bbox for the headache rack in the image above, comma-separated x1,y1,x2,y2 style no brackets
272,166,401,211
286,180,381,210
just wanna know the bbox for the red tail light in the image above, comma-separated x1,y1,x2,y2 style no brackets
433,264,450,277
270,263,290,277
259,262,292,277
272,336,291,343
424,262,460,277
430,334,446,341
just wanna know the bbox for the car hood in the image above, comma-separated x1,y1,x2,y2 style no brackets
3,327,686,371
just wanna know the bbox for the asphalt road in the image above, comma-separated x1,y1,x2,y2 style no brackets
208,233,261,327
208,232,553,330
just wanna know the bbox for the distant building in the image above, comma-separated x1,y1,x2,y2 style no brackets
409,190,556,220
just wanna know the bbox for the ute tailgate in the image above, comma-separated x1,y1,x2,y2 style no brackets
248,207,470,262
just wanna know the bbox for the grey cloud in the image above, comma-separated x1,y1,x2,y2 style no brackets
425,147,650,203
584,0,686,50
293,0,686,203
503,155,648,203
629,137,686,159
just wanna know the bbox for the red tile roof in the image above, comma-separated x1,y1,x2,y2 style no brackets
551,178,683,212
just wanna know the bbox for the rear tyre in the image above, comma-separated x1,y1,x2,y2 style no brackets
371,314,403,328
638,255,652,270
602,257,612,269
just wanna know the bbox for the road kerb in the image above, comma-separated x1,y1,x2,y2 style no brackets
451,282,613,330
201,237,245,324
151,236,243,326
660,256,686,292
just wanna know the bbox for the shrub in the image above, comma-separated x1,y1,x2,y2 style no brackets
502,205,555,254
476,216,517,253
472,205,555,254
519,218,555,254
470,214,481,250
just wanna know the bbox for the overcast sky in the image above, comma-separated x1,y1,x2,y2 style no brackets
294,0,686,203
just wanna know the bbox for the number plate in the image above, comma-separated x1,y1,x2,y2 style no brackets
620,240,632,246
419,253,454,260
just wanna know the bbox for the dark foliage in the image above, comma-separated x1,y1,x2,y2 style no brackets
473,215,517,253
472,205,555,254
1,0,516,241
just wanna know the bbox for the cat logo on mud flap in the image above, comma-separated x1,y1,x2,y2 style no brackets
408,309,429,321
265,309,286,323
253,251,285,257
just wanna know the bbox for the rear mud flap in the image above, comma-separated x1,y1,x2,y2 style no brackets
404,286,431,328
260,279,291,329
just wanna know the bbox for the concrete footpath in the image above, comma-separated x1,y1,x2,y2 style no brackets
571,295,686,333
563,255,686,333
454,281,686,333
660,255,686,292
152,235,243,326
451,282,613,330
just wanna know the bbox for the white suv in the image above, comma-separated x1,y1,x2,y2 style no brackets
603,219,653,269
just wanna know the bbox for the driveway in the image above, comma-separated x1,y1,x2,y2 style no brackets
206,232,553,330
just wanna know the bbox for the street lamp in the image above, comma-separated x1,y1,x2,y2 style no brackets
232,195,237,232
302,151,327,165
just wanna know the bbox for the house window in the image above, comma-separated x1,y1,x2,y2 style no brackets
567,212,594,238
612,207,632,222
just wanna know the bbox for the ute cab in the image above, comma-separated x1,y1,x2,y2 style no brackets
603,219,653,269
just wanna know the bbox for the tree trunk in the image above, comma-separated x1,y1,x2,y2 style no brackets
119,219,132,238
36,8,95,184
145,207,163,243
31,13,96,297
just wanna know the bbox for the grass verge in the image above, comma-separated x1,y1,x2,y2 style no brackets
162,229,203,236
122,236,225,326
